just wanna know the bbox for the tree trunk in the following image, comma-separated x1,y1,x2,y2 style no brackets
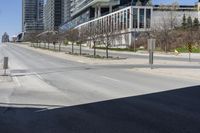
48,43,50,49
94,42,96,57
59,43,61,52
106,45,109,58
80,43,82,55
54,44,56,51
72,43,74,54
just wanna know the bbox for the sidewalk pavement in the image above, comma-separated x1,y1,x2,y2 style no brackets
20,42,200,59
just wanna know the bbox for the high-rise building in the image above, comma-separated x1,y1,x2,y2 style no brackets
1,32,9,43
22,0,44,33
44,0,64,31
64,0,71,22
60,0,152,31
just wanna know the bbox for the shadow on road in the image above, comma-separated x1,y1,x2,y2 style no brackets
0,85,200,133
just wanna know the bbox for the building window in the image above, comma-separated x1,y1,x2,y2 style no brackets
139,9,144,28
146,9,151,28
124,10,127,29
120,11,123,30
127,9,130,29
118,13,120,31
133,8,138,28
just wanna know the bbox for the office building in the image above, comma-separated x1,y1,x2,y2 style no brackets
22,0,44,33
60,0,200,47
60,0,152,31
60,0,152,47
44,0,64,31
64,0,71,22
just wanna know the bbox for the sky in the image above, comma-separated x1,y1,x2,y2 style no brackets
0,0,197,40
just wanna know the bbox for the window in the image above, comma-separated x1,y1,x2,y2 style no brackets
139,9,144,28
146,9,151,28
124,10,127,29
133,8,138,28
127,9,130,28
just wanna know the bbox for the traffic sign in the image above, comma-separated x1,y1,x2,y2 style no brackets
188,43,192,53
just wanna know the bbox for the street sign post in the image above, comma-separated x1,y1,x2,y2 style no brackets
188,43,192,62
148,39,156,69
3,57,8,75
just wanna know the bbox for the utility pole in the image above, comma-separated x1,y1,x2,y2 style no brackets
188,43,192,62
3,57,9,76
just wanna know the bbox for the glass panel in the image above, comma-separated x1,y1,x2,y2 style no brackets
146,9,151,28
109,16,111,32
118,13,120,30
111,15,114,32
133,8,138,28
127,9,130,28
139,9,144,28
121,12,123,30
124,10,127,29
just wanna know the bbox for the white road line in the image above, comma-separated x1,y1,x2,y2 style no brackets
78,60,85,63
101,76,120,82
13,76,21,87
33,72,44,80
35,107,60,112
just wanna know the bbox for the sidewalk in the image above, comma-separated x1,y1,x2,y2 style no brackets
22,42,200,60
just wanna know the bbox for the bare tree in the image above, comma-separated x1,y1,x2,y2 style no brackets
57,32,65,52
50,31,60,51
87,22,101,57
77,26,89,55
153,2,179,52
99,16,119,58
65,29,79,54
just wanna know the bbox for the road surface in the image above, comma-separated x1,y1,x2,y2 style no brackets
0,43,200,133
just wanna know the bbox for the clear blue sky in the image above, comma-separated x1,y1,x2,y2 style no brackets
0,0,197,40
0,0,21,39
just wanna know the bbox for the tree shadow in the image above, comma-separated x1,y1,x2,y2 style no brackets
0,85,200,133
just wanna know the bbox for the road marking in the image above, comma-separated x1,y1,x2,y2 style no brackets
33,72,44,80
101,76,120,82
78,60,85,63
35,107,60,112
13,76,21,87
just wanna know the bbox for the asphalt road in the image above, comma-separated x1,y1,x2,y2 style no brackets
0,43,200,133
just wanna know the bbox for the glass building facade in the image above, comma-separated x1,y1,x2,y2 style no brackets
60,0,152,31
22,0,44,33
44,0,64,31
